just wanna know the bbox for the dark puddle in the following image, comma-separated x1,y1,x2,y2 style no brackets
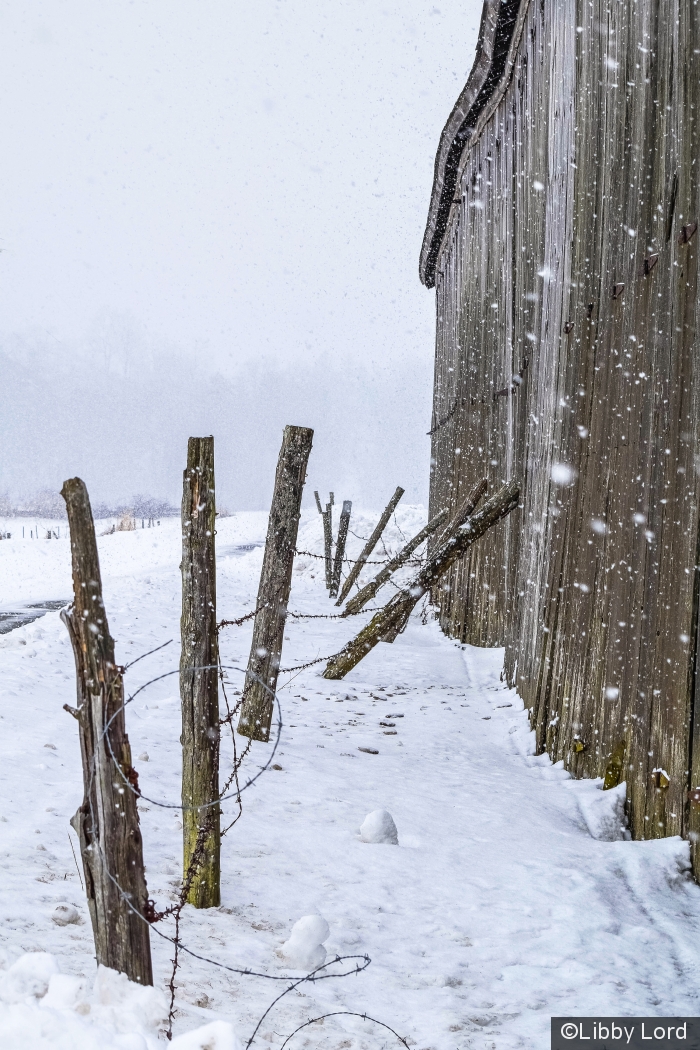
0,600,69,635
218,541,264,558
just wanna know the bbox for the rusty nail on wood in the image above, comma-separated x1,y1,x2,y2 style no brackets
678,220,698,245
612,283,625,300
642,254,659,275
586,302,594,319
564,321,574,334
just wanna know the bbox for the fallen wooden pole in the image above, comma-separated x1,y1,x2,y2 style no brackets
330,499,352,598
379,479,486,643
336,485,405,606
431,478,488,552
180,436,220,908
323,479,519,680
238,425,314,741
61,477,153,985
342,507,449,617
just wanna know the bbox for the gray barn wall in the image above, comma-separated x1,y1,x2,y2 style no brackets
421,0,700,867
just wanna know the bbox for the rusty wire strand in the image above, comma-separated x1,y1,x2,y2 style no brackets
278,1011,410,1050
88,658,379,1050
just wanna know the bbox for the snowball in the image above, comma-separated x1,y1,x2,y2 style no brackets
52,903,80,926
0,952,59,1003
359,809,398,845
281,915,330,971
171,1020,238,1050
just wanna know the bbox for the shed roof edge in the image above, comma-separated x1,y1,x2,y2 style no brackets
419,0,526,289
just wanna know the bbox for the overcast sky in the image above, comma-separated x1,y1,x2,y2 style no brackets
0,1,483,509
0,1,481,371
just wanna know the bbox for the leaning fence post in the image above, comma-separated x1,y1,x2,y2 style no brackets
336,486,405,606
342,506,449,616
60,477,153,985
324,480,519,679
330,500,352,598
238,425,314,742
180,436,220,908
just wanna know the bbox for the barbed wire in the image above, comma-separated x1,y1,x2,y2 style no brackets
295,548,392,566
286,606,382,621
278,1011,410,1050
279,650,342,673
79,651,398,1048
105,664,283,812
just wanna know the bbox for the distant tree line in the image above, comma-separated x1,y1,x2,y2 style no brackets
0,488,178,519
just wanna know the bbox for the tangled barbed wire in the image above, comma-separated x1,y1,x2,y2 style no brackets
86,648,408,1048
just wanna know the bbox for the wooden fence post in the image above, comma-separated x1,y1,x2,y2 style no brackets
336,486,405,606
180,436,220,908
342,506,449,616
323,496,334,590
61,477,152,985
238,425,314,742
330,500,352,598
324,480,519,679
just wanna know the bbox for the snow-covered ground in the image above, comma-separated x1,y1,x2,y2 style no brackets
1,507,700,1049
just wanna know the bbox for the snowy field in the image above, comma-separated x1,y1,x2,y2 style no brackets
1,507,700,1049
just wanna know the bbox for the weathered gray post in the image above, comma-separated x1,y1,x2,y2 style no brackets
323,495,334,590
330,500,352,598
342,506,449,616
324,480,519,679
336,486,405,605
61,477,153,985
180,436,220,908
238,425,314,742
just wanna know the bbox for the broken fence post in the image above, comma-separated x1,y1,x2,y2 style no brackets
180,436,220,908
342,505,449,617
336,485,405,606
61,477,153,985
330,500,352,598
238,425,314,742
323,479,519,680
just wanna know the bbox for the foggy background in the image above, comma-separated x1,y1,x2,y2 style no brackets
0,1,481,511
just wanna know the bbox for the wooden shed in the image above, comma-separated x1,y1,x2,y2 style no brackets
421,0,700,871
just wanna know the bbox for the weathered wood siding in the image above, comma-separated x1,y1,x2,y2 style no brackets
422,0,700,865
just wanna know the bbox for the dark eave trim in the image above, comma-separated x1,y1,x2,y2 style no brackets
419,0,524,289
